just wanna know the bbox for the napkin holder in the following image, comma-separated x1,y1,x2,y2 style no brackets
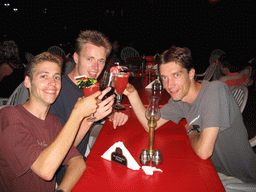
101,142,140,170
111,147,127,167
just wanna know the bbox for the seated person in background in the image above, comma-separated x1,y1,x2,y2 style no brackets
123,46,256,183
49,30,128,185
107,40,123,66
218,54,253,89
0,52,101,192
0,40,25,98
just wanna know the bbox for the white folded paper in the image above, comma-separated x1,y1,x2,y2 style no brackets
145,79,157,89
74,75,87,79
101,141,140,170
152,64,158,70
142,166,163,175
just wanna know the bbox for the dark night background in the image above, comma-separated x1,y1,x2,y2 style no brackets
1,0,255,72
1,0,256,144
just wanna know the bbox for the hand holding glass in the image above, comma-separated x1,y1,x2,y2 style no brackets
113,72,130,110
83,84,100,122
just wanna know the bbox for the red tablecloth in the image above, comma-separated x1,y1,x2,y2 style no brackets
73,114,224,191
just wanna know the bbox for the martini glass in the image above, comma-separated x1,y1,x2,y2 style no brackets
83,83,100,122
113,72,130,110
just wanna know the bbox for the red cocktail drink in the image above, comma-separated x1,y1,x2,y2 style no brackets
83,84,99,97
115,75,129,95
113,72,130,110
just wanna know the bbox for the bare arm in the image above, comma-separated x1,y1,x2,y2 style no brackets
57,156,86,192
124,84,169,132
31,91,100,181
186,124,219,160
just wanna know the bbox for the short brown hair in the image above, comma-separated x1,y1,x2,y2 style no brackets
75,30,112,57
159,46,193,73
25,52,62,79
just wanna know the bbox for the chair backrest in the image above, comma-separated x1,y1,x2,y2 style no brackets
6,81,29,106
63,59,76,74
203,61,219,81
209,49,225,64
239,66,252,86
231,85,248,113
0,98,8,106
47,46,66,56
25,52,34,63
120,47,140,63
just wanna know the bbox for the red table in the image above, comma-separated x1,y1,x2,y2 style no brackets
73,114,224,191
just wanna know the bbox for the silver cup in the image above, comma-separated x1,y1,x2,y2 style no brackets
152,150,163,166
140,149,150,165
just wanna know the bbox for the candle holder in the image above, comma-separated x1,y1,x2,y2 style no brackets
140,96,162,165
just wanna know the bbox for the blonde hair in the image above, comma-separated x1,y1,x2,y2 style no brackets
25,52,62,79
75,30,112,57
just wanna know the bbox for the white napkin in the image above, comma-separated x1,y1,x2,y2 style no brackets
101,141,140,170
142,166,163,175
152,64,158,70
145,79,158,89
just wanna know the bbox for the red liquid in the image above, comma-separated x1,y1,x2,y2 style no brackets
83,85,99,97
115,76,129,94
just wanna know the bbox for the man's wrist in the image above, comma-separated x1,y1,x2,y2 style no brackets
127,89,138,99
187,128,200,135
55,189,64,192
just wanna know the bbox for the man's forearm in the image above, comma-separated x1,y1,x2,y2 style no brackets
57,156,86,192
31,111,84,180
73,118,94,147
127,90,148,130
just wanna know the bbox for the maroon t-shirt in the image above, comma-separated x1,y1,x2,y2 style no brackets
0,105,81,192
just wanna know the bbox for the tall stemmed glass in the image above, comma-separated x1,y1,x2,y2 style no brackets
77,77,100,122
112,71,130,110
145,96,161,158
83,83,100,122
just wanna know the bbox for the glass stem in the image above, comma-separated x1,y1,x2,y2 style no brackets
117,94,122,104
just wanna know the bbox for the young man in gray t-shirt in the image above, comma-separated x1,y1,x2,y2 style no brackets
123,46,256,183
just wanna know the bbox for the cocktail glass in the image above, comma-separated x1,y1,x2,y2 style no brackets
113,72,130,110
83,84,100,122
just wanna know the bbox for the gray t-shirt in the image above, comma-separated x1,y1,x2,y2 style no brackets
160,80,256,183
